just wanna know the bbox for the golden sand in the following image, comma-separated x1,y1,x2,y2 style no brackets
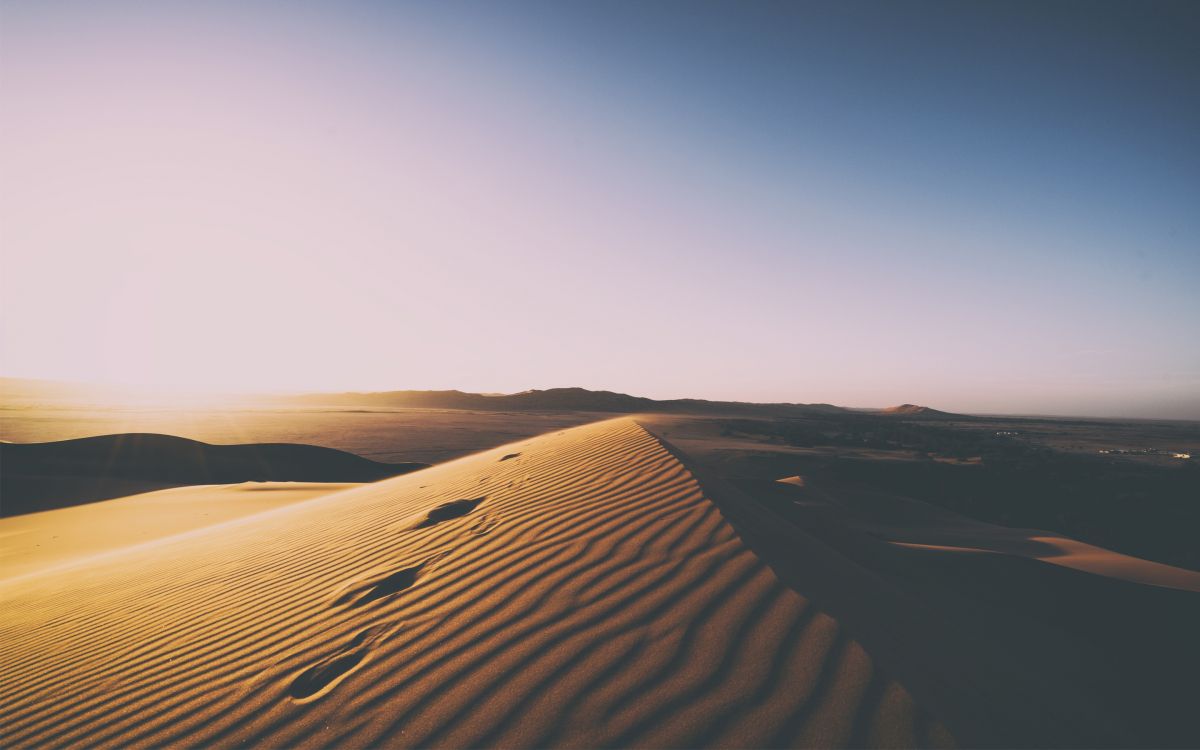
0,418,948,749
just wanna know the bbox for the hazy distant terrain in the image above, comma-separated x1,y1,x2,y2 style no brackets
647,412,1200,572
275,385,855,417
0,402,599,465
4,382,1197,569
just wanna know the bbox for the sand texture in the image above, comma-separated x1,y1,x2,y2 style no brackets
0,418,949,749
0,482,360,581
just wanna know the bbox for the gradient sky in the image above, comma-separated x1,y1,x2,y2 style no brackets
2,1,1198,417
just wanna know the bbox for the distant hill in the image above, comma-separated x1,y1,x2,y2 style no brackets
0,434,427,516
880,404,959,418
283,386,850,417
0,378,916,420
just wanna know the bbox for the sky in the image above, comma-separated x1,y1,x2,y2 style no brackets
1,1,1198,418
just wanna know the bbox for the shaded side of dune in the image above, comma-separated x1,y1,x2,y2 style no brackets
0,434,428,516
642,421,1200,748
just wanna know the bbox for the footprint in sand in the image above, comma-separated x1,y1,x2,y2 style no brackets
337,562,426,608
413,497,485,529
288,626,389,702
470,514,497,535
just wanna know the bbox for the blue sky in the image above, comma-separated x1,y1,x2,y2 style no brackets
2,1,1197,416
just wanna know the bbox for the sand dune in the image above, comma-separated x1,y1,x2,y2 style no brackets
0,482,360,581
1,433,426,515
890,533,1200,592
0,418,950,749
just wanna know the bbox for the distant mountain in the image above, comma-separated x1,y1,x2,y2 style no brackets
0,434,427,516
284,387,850,417
880,404,958,418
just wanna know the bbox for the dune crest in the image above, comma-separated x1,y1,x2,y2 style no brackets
0,417,948,749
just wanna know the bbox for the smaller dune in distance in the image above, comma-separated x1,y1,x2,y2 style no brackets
0,433,427,515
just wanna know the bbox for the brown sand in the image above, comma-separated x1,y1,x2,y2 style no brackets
0,418,949,749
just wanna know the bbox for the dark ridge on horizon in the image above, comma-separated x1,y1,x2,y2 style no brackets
880,403,958,419
20,377,1182,421
3,376,1007,421
0,434,428,517
280,385,958,419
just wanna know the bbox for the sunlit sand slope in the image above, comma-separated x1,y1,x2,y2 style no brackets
0,482,362,581
0,418,948,749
